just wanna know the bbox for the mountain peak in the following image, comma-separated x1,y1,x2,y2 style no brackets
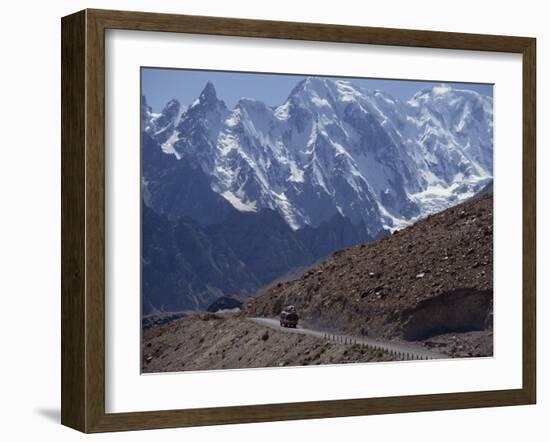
141,94,149,108
164,98,181,109
237,97,266,108
235,98,273,119
304,76,329,89
200,81,218,102
289,77,366,106
161,98,181,117
283,77,342,113
407,84,491,111
289,77,332,97
194,81,228,113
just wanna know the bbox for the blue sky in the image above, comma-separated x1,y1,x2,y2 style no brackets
141,67,493,112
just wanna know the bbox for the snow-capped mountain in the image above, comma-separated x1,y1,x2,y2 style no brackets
142,77,493,234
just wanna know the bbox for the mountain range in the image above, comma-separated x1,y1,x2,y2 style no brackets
143,77,493,231
141,77,493,313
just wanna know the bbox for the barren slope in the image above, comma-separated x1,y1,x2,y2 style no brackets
247,193,493,352
142,313,393,373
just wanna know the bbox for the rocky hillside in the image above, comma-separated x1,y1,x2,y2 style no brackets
142,314,393,373
248,193,493,349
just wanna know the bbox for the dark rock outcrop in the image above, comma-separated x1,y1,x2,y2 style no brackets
207,296,243,313
400,288,493,341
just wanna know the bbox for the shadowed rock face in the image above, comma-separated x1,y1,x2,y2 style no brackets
206,296,243,313
401,288,493,341
142,200,378,314
248,193,493,351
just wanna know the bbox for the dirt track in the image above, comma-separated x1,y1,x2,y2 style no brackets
142,314,397,373
248,317,449,360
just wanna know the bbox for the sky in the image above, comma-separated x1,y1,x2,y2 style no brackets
141,67,493,112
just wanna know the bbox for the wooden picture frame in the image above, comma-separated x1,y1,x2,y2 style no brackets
61,8,536,433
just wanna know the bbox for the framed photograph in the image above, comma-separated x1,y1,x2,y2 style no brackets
61,9,536,433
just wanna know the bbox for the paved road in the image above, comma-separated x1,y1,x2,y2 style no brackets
248,317,449,360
